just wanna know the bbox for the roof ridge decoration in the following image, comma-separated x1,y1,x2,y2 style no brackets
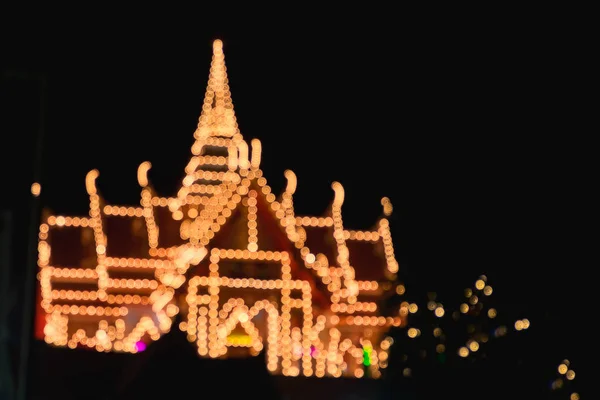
196,39,240,140
36,39,402,379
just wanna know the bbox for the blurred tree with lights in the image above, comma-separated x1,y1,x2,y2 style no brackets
381,275,582,399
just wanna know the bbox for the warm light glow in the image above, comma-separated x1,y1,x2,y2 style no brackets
36,38,402,380
31,182,41,197
33,38,565,388
381,197,392,216
251,139,262,169
213,39,223,51
284,170,297,195
85,169,99,195
331,182,345,207
137,161,152,187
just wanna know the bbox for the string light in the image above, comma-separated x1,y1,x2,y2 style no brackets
35,38,402,378
31,182,41,197
388,275,585,397
34,39,580,392
551,359,579,397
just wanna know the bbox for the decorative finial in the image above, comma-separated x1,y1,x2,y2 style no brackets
251,139,262,169
213,39,223,52
194,38,239,139
284,170,297,194
85,169,100,195
137,162,152,188
238,141,250,169
331,182,345,207
381,197,393,216
31,182,41,197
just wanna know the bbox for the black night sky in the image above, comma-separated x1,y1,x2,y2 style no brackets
1,11,595,399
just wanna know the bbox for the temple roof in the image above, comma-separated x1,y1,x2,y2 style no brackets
142,40,400,299
35,40,403,358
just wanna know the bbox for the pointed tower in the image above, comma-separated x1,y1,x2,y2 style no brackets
173,40,255,249
180,39,246,192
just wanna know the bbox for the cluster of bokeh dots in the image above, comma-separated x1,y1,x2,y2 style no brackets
391,275,580,397
552,359,579,399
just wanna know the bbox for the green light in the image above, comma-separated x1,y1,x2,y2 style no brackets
362,348,372,366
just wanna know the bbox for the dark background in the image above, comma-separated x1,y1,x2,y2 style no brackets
1,10,594,399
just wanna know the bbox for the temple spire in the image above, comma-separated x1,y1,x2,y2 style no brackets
177,39,245,207
194,39,241,141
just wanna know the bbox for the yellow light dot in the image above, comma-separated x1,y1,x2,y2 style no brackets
514,320,524,331
483,285,493,296
458,347,469,357
31,182,41,197
460,303,469,313
487,308,497,318
566,370,575,380
395,284,405,295
407,328,418,338
468,341,479,352
570,392,580,400
408,303,418,313
558,364,568,374
475,280,485,290
434,307,444,317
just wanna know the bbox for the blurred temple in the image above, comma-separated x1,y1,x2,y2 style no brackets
34,39,404,383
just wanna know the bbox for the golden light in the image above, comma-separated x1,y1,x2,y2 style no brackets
34,39,402,381
558,363,568,374
284,169,297,194
85,169,99,195
475,279,485,290
468,341,479,352
137,161,152,187
331,182,345,207
31,182,41,197
515,320,524,331
381,197,393,216
250,139,262,169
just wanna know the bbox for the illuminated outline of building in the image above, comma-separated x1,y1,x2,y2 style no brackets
36,39,404,379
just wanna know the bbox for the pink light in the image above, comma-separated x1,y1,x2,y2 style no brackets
310,345,318,358
135,341,147,352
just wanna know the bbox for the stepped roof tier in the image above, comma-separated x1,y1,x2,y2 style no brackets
36,39,402,379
